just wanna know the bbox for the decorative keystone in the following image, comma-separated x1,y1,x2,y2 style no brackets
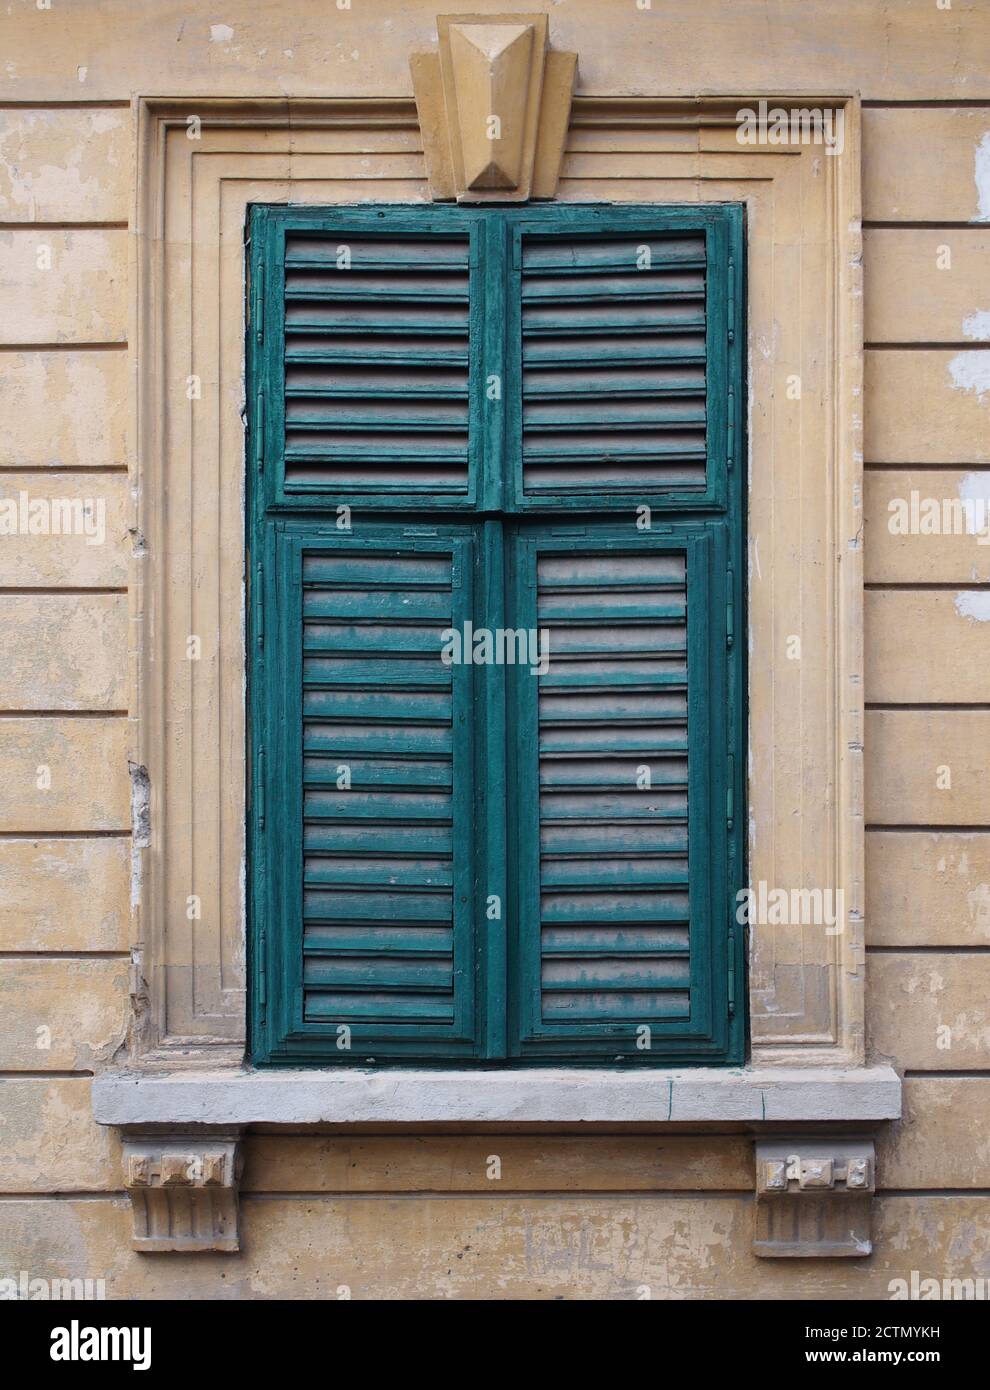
122,1132,244,1253
754,1138,876,1258
411,13,577,202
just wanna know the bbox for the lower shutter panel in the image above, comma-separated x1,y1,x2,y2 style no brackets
512,528,723,1059
288,533,478,1055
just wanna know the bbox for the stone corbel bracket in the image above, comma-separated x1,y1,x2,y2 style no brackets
411,13,576,201
754,1138,876,1258
122,1131,244,1253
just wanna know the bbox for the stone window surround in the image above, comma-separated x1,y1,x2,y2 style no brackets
93,92,901,1147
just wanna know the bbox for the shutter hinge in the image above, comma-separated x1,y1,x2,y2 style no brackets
510,232,521,271
727,260,735,344
257,747,266,829
258,936,267,1013
254,264,264,345
727,924,736,1018
255,388,265,472
726,568,734,649
256,562,264,647
726,752,734,831
727,388,734,472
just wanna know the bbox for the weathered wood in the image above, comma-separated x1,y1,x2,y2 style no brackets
867,831,990,947
0,836,129,951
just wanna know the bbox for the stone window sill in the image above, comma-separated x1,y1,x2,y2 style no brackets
92,1064,901,1129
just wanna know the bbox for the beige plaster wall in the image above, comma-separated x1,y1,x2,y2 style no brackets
0,0,989,1299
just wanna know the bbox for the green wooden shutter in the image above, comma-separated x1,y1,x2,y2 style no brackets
507,207,733,511
255,525,482,1061
508,523,736,1062
249,202,745,1067
265,207,485,508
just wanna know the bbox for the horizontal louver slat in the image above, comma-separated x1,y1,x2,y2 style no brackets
300,545,466,1030
282,232,473,495
519,232,708,497
535,548,692,1025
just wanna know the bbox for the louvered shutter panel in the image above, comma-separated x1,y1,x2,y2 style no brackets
509,526,732,1061
274,212,480,505
259,527,481,1060
509,211,732,508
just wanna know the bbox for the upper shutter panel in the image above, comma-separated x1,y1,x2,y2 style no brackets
511,528,725,1060
281,232,475,500
516,230,711,500
278,531,479,1058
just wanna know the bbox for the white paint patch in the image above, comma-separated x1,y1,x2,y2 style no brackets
959,470,990,515
955,591,990,623
948,350,990,402
976,131,990,222
963,310,990,342
210,23,234,43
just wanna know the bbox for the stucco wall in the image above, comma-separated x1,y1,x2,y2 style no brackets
1,0,989,1298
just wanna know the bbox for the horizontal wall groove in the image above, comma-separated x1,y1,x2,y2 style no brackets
0,709,129,718
0,1070,95,1079
0,342,127,353
0,587,128,596
866,823,990,833
863,220,990,230
865,341,990,351
0,829,130,840
0,100,131,109
0,221,128,231
862,98,990,107
904,1070,990,1078
0,465,129,475
0,950,129,960
866,944,990,954
865,461,990,471
865,702,990,711
865,583,990,592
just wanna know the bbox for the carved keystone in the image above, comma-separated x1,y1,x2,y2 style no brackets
411,13,577,202
122,1132,244,1253
754,1138,876,1258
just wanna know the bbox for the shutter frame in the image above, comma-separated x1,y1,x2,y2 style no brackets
507,523,738,1063
253,523,484,1063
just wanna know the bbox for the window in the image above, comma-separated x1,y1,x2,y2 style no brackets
248,203,745,1065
